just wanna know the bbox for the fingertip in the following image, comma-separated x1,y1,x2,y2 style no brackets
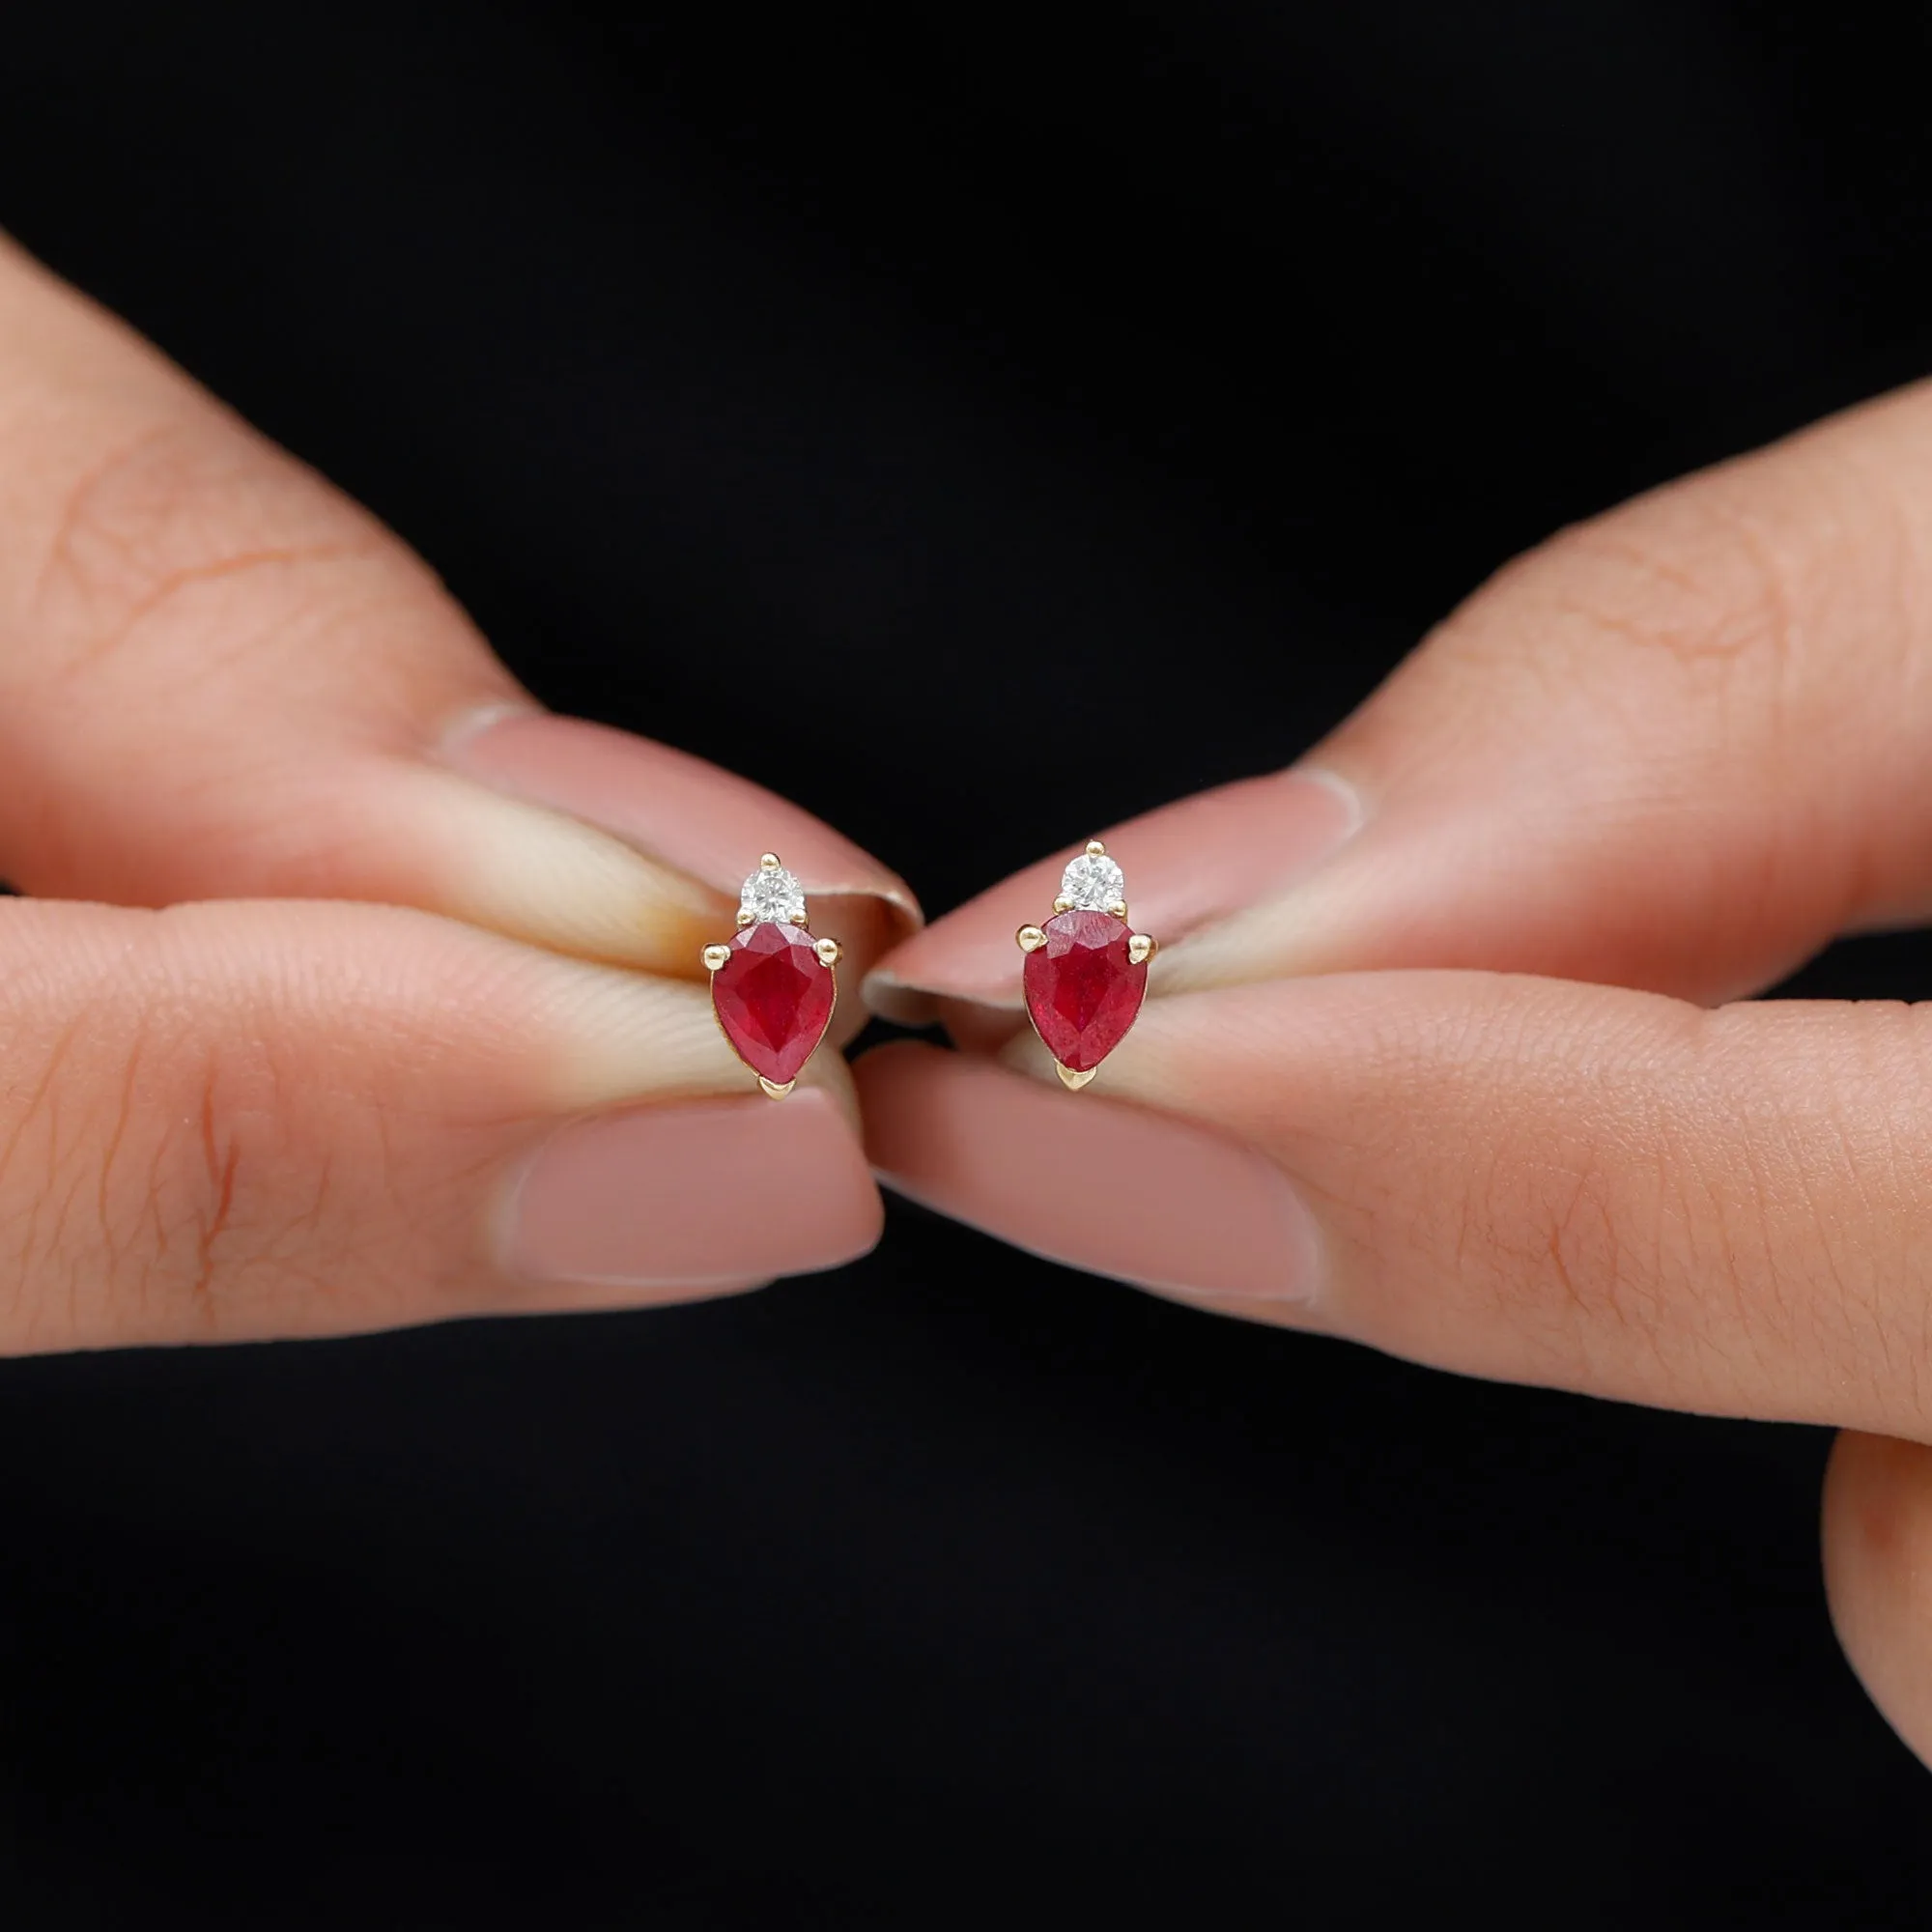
855,1041,1321,1309
446,709,924,949
533,952,870,1138
861,766,1358,1009
509,1274,777,1317
504,1085,883,1294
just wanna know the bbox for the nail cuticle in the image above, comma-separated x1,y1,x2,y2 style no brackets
436,698,546,759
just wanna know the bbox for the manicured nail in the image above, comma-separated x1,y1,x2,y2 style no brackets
505,1088,882,1291
856,1044,1321,1304
865,765,1358,1015
446,709,922,965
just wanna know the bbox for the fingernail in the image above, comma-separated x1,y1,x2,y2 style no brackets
505,1088,883,1291
856,1044,1321,1304
865,766,1358,1015
446,709,922,965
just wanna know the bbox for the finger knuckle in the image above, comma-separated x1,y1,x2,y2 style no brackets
24,411,394,684
1476,1108,1680,1372
0,973,371,1349
1544,496,1804,675
1448,469,1874,710
1365,993,1738,1395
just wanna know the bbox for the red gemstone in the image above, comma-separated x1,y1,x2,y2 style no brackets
1023,909,1147,1073
711,922,836,1085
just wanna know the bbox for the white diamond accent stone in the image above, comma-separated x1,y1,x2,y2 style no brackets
741,864,808,924
1061,852,1126,911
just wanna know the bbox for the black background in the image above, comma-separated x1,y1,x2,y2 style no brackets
2,4,1930,1925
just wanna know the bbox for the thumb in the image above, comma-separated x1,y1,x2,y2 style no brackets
0,896,881,1353
869,378,1932,1021
862,969,1932,1439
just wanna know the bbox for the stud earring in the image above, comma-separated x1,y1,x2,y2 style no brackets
705,854,840,1098
1016,839,1155,1089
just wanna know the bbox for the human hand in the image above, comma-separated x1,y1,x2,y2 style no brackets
0,234,918,1350
858,378,1932,1764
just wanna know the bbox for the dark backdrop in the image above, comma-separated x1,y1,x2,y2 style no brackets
2,5,1929,1925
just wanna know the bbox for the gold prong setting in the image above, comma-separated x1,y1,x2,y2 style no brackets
707,851,840,1097
1016,838,1156,1093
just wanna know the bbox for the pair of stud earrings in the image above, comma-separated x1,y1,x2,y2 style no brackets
703,841,1156,1096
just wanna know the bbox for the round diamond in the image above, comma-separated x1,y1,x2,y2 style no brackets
740,864,808,924
1060,852,1126,911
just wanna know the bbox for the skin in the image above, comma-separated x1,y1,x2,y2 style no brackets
12,228,1932,1767
0,232,918,1342
860,377,1932,1772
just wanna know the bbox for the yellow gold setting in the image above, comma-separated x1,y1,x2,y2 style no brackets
708,850,839,1099
1016,836,1157,1094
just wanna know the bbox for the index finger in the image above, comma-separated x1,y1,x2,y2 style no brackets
0,233,919,988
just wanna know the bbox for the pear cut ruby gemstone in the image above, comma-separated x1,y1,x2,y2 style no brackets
711,922,836,1085
1023,909,1147,1073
